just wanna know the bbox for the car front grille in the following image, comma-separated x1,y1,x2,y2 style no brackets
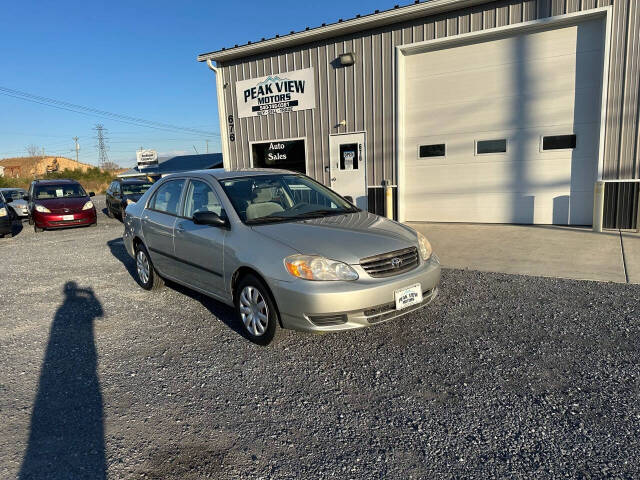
49,219,85,225
360,247,419,278
308,314,348,326
365,288,436,324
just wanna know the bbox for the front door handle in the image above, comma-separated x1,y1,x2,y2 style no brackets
175,223,186,233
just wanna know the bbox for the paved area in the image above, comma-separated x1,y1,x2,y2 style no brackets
410,222,640,284
1,197,639,478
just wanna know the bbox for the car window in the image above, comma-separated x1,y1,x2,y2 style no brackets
183,180,222,219
122,182,153,195
34,183,87,199
149,180,185,216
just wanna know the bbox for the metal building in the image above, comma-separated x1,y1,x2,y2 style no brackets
198,0,640,228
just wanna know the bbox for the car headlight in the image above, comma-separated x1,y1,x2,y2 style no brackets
0,208,6,217
35,204,51,213
284,255,359,281
417,232,433,261
126,198,135,205
82,201,94,210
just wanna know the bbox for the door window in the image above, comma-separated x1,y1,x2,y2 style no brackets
339,143,359,170
149,179,185,215
182,180,222,218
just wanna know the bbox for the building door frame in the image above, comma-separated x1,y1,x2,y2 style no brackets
394,6,613,222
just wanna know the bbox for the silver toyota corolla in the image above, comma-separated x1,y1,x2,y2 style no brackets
123,169,441,345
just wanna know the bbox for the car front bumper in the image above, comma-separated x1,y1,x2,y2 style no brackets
271,255,441,332
34,208,97,229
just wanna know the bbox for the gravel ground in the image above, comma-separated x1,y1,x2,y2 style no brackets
1,196,639,479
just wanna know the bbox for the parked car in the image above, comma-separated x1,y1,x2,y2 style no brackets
106,178,153,219
0,188,29,218
123,169,441,345
0,191,16,238
26,179,97,232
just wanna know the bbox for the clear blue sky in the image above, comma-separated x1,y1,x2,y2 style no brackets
0,0,399,167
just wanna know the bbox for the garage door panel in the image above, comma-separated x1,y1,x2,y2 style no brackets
409,157,573,193
403,18,604,225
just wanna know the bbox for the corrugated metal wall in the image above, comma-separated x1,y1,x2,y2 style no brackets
219,0,640,192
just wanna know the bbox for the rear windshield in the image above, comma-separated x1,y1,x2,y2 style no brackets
122,183,153,195
34,184,87,199
1,189,25,200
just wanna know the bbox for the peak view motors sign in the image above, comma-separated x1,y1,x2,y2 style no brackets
236,68,315,118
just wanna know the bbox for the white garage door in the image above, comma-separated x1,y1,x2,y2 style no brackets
403,19,605,224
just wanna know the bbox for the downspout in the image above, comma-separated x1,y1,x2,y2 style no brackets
207,59,231,169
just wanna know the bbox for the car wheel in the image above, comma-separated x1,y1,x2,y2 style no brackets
135,244,164,290
235,274,280,346
106,206,114,218
28,216,34,226
34,225,43,233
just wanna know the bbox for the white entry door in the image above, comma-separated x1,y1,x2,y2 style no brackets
329,133,367,210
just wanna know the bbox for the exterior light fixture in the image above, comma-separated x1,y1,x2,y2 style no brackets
338,52,356,66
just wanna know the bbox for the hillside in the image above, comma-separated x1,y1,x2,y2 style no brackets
0,156,95,177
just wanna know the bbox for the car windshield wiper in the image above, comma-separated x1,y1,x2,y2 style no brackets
294,209,354,219
245,215,294,225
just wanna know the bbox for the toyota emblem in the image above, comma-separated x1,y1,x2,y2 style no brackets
390,257,402,268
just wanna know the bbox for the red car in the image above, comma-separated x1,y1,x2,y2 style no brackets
27,179,97,232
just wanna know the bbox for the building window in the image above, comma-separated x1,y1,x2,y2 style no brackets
542,134,576,150
476,139,507,154
419,144,446,158
339,143,359,170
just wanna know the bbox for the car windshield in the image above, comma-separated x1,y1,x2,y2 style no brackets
34,184,87,199
219,174,358,224
122,183,153,195
2,189,25,200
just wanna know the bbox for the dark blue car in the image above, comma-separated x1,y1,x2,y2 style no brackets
0,191,15,238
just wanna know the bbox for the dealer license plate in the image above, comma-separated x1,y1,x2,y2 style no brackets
394,283,423,310
62,214,74,221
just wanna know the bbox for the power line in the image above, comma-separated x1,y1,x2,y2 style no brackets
0,86,220,137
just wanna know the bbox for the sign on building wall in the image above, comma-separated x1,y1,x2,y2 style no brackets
251,139,306,173
136,150,158,170
236,68,316,118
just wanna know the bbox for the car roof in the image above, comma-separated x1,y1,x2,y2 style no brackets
32,179,80,185
118,178,151,183
0,187,26,191
164,168,299,180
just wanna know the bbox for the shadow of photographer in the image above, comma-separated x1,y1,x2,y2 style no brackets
19,281,106,480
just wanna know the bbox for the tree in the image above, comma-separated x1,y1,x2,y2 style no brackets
101,161,120,171
26,144,42,159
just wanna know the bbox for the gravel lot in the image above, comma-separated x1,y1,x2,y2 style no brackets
1,196,639,479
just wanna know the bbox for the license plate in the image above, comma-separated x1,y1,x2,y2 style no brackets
394,283,423,310
62,214,74,221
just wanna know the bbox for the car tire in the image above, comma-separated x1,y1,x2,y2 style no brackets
135,244,164,291
235,274,281,346
28,216,34,226
34,225,43,233
106,206,114,218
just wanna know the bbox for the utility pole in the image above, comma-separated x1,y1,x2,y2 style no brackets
206,139,209,154
93,124,109,168
73,137,80,163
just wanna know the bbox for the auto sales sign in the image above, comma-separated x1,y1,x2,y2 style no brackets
235,68,315,118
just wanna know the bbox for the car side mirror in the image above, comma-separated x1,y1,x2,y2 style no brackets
89,192,95,197
23,195,30,201
193,211,228,228
344,195,354,204
5,197,12,203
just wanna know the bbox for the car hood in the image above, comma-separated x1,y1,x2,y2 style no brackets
36,197,90,213
251,211,418,264
9,199,28,208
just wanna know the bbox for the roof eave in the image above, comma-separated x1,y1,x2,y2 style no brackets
197,0,483,63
